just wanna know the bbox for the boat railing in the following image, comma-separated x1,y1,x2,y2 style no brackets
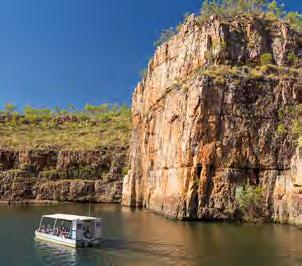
36,227,72,239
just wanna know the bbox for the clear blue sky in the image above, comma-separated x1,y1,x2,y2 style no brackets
0,0,300,110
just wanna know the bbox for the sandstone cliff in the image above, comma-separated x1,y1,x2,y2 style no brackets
0,145,128,203
122,15,302,224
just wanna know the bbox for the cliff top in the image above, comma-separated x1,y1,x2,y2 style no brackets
136,2,301,109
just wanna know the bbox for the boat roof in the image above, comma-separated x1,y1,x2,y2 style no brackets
42,213,99,221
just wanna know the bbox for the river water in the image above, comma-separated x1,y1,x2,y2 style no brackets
0,204,301,266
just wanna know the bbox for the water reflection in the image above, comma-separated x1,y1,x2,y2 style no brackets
0,204,301,266
34,240,78,265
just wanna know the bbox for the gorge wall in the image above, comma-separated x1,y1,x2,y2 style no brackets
122,15,302,224
0,145,128,203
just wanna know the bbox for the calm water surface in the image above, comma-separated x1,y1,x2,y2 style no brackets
0,204,301,266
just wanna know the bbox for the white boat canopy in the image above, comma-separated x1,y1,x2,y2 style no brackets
42,213,98,221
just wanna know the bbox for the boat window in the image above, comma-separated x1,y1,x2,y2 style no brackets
38,217,55,234
37,218,72,239
54,220,72,239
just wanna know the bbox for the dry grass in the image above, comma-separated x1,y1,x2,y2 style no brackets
0,115,131,150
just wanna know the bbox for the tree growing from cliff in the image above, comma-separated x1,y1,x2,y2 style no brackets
236,184,264,222
153,27,177,47
285,11,302,32
200,0,266,20
199,0,302,33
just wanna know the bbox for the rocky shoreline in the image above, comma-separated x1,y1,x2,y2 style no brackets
0,145,128,204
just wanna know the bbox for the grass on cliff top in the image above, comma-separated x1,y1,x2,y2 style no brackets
0,104,131,150
153,1,301,48
190,63,299,84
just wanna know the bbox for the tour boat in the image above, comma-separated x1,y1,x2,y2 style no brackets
35,213,102,248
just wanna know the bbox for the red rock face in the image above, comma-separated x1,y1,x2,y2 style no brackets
122,15,302,224
0,146,128,203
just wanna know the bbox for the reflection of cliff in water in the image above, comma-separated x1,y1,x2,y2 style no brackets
1,204,302,266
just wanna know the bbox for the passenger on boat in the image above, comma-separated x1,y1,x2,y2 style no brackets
54,226,71,239
84,229,91,238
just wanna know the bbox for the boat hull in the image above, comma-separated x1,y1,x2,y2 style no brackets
35,231,100,248
35,231,78,247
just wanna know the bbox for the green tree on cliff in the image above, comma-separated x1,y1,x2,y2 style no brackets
285,11,302,32
266,0,284,19
236,184,264,222
199,0,302,32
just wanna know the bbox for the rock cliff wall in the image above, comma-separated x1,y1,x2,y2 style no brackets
122,15,302,224
0,145,128,203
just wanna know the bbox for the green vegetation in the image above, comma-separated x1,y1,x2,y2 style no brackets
260,53,273,65
285,11,302,33
153,13,191,48
0,103,131,149
288,52,299,68
199,0,265,22
122,166,129,176
149,0,301,80
292,120,302,136
276,123,286,135
199,0,302,33
191,63,298,85
153,27,177,47
236,184,264,222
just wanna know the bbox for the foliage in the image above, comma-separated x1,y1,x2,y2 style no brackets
236,184,264,222
201,64,238,83
285,12,302,33
292,120,302,136
200,0,266,22
154,12,192,48
276,123,286,134
260,53,273,65
198,1,302,33
153,27,177,47
122,166,129,176
0,103,131,149
287,52,299,67
4,103,16,115
266,0,284,19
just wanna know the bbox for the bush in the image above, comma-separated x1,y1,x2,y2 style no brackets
198,1,302,33
260,53,273,65
292,120,302,135
266,0,284,19
286,11,302,33
0,103,131,149
4,103,16,115
200,0,267,22
276,123,286,134
288,52,299,67
154,27,176,47
236,184,264,222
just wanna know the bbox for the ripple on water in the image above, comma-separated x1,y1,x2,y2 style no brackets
0,204,302,266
